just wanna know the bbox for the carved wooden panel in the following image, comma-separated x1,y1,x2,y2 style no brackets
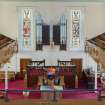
42,25,50,45
53,25,60,45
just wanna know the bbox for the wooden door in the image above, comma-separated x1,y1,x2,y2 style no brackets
64,75,75,89
20,58,31,73
71,58,82,79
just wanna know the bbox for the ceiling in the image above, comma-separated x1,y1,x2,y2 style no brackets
0,0,104,2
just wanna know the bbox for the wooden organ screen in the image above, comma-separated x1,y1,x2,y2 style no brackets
42,25,50,45
53,25,60,45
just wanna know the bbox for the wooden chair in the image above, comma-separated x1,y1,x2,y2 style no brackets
100,73,105,89
100,73,105,97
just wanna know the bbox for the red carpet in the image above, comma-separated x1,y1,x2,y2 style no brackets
0,80,97,100
0,80,41,100
62,91,96,99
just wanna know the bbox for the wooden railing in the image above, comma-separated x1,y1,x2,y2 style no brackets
0,34,17,65
86,33,105,70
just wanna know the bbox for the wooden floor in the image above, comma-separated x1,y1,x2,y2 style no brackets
0,99,105,105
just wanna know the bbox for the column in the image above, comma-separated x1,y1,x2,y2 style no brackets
95,65,98,90
4,64,9,101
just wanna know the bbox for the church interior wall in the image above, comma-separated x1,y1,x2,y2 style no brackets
0,2,104,39
0,1,102,72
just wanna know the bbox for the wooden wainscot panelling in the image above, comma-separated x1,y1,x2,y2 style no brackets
0,71,15,81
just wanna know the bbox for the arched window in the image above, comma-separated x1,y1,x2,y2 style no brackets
60,15,67,50
18,7,33,51
60,15,67,44
36,14,43,50
23,8,32,47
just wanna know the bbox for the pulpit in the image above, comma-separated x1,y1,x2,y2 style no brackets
26,59,76,88
27,66,76,88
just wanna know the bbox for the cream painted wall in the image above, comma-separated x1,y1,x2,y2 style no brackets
0,51,87,72
0,2,18,39
0,2,104,39
0,2,104,72
85,4,105,39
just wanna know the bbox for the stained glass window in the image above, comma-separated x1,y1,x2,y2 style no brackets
60,15,67,50
22,9,32,47
71,10,81,48
36,14,43,50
